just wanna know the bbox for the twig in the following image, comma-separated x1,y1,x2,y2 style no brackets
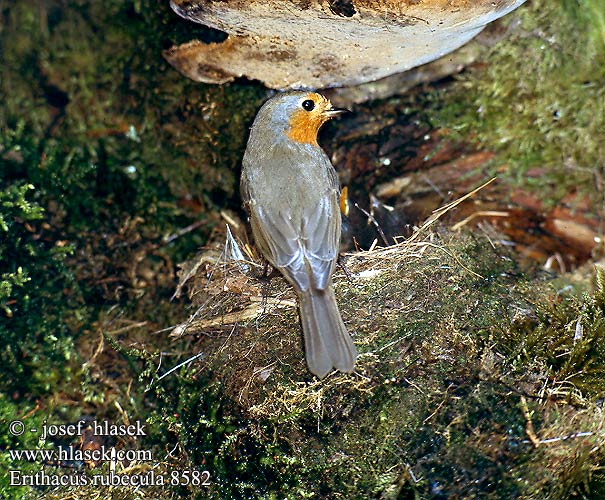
162,219,205,245
106,321,148,335
85,330,106,366
153,351,206,386
408,177,497,243
520,395,540,448
451,211,510,231
536,431,594,445
114,400,130,427
423,384,453,424
354,202,391,246
183,298,296,331
421,174,446,199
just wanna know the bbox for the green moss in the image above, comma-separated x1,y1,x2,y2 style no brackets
0,394,55,499
2,1,262,238
12,232,604,499
515,267,605,397
0,0,268,385
428,0,605,208
0,178,80,396
0,2,267,498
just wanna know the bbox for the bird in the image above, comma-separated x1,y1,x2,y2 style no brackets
241,91,358,378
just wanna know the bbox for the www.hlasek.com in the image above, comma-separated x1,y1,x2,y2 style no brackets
9,445,152,464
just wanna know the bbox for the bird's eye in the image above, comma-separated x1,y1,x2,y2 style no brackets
301,99,315,111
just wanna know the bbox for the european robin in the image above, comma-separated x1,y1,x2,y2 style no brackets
241,91,357,378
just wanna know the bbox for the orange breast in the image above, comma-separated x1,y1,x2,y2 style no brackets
286,108,325,145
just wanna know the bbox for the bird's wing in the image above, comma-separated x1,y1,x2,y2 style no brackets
247,187,340,293
299,189,340,290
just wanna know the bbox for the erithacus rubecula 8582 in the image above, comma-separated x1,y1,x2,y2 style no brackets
241,91,358,378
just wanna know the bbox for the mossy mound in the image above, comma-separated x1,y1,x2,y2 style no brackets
129,230,604,499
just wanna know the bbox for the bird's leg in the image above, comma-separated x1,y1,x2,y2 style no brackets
254,259,280,308
260,260,270,279
260,263,272,308
337,254,354,283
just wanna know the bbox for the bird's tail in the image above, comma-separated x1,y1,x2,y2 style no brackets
299,284,357,378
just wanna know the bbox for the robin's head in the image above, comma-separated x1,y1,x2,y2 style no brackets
253,91,345,146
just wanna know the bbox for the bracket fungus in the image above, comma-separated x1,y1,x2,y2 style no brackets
165,0,526,90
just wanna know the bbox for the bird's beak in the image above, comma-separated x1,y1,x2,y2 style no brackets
324,107,349,118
